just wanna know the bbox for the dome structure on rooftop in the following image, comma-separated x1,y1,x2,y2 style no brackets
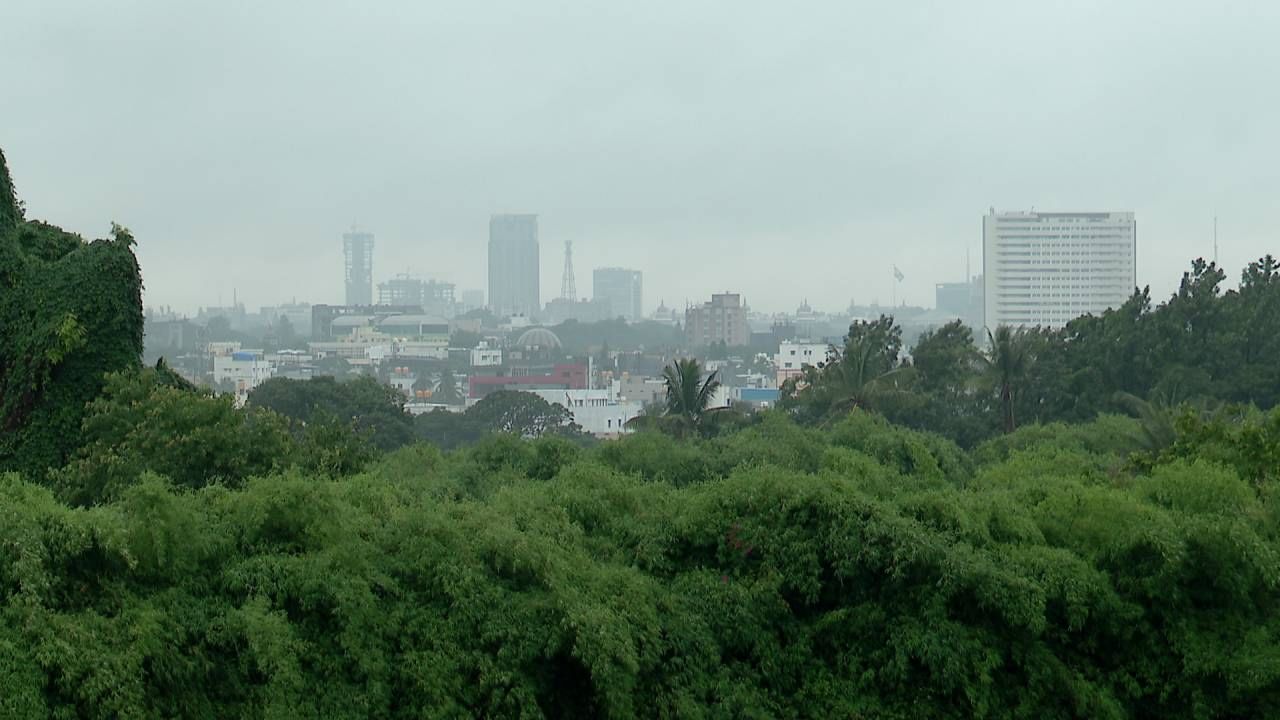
515,327,562,351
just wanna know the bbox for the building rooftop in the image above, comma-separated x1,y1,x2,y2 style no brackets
378,314,449,327
332,315,374,327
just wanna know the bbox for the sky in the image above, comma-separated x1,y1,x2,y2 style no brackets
2,1,1278,316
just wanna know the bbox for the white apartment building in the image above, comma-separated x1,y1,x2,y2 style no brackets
212,352,275,407
983,209,1136,330
470,342,503,367
524,388,645,437
775,341,830,386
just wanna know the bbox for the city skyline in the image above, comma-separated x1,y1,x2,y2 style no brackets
4,2,1277,315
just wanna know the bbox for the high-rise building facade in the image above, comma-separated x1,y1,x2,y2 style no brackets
935,276,984,331
593,267,643,321
343,230,375,306
488,214,540,317
983,210,1136,330
459,289,485,313
377,274,456,317
685,293,748,348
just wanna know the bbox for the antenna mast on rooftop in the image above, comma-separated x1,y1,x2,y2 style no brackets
1214,216,1219,266
560,240,577,300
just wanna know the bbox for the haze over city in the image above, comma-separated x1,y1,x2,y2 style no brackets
9,1,1280,715
4,0,1278,314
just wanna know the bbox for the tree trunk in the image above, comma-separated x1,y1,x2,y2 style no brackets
1002,383,1015,434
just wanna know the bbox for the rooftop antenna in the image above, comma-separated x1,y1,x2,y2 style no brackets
560,240,577,300
1213,216,1219,266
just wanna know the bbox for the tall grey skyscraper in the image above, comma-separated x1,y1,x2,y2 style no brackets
343,230,374,306
593,267,643,321
983,209,1136,330
488,214,540,317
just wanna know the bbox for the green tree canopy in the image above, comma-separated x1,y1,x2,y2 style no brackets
0,149,144,477
248,375,414,452
4,408,1280,716
463,390,583,439
50,366,297,505
780,315,913,425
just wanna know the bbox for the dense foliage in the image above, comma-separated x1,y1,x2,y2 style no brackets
4,407,1280,717
249,376,415,452
0,150,144,478
782,257,1280,449
415,390,588,450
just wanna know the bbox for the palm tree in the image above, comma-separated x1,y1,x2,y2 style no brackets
823,336,910,415
1113,391,1178,453
433,368,464,405
982,325,1036,434
661,357,723,436
1113,382,1220,454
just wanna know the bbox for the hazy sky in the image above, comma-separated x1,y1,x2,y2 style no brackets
3,1,1277,316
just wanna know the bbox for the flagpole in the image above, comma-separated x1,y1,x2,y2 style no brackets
891,265,896,309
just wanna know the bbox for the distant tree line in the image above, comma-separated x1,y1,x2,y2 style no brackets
782,255,1280,448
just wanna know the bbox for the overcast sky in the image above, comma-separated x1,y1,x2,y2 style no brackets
3,1,1277,315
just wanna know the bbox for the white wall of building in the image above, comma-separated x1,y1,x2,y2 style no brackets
774,341,829,386
471,343,503,367
617,375,665,406
395,339,448,360
526,388,644,436
212,355,275,407
983,210,1136,330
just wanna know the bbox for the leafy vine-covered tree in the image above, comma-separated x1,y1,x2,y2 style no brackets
0,148,144,477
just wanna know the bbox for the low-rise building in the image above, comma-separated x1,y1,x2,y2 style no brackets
395,339,449,360
213,350,275,407
308,326,388,360
468,363,588,399
387,366,418,399
525,388,644,437
471,342,503,367
733,387,781,408
206,341,242,357
775,341,830,386
617,373,666,406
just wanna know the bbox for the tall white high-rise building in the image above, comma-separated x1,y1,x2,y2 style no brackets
983,209,1136,330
